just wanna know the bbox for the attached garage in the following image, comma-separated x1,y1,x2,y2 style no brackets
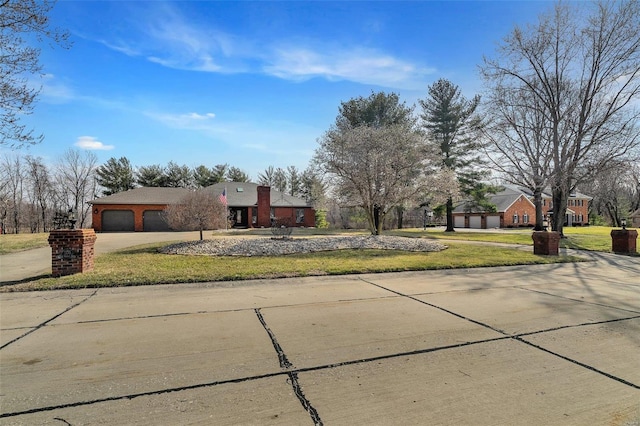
469,216,482,229
102,210,134,232
486,215,501,228
143,210,170,232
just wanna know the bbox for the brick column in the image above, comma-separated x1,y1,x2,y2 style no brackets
611,229,637,254
256,186,271,227
532,231,561,255
48,229,97,277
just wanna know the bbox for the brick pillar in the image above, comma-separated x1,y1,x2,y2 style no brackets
256,186,271,227
532,231,561,255
48,229,97,277
611,229,637,254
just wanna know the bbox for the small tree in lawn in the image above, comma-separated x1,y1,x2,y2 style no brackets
164,189,227,240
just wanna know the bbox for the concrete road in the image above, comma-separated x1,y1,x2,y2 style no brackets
0,232,203,283
1,252,638,425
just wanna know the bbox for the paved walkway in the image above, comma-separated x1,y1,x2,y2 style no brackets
1,252,638,425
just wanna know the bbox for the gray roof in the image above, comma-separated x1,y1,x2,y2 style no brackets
90,183,311,208
453,187,533,214
90,187,191,205
207,182,311,207
454,184,592,214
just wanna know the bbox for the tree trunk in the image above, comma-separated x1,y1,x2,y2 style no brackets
396,206,404,229
551,187,567,237
445,197,455,232
533,188,544,231
373,205,381,235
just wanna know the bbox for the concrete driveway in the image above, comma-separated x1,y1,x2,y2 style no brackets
1,252,638,425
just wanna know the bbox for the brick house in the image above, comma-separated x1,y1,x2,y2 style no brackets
452,186,591,229
89,182,315,232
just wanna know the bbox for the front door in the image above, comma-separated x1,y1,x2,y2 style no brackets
230,208,249,228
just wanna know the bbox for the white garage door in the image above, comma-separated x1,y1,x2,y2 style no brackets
486,215,501,228
469,216,482,229
454,216,465,228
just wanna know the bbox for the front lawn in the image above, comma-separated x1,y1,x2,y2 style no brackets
1,242,582,292
0,233,49,254
392,226,624,252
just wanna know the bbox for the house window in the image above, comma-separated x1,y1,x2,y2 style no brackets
513,214,519,224
523,213,529,224
296,209,305,224
252,208,257,224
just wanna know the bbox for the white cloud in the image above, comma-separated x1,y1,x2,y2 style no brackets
74,136,114,150
145,111,217,129
93,4,433,89
264,46,435,89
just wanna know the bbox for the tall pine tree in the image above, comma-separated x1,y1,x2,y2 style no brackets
95,157,135,195
420,79,485,231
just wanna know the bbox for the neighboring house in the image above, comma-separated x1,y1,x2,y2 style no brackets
89,182,315,232
452,186,591,229
539,188,591,227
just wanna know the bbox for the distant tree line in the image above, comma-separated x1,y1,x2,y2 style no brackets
95,159,252,195
1,149,97,233
0,150,333,233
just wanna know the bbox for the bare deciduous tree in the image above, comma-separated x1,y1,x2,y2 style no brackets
581,160,639,226
25,155,52,232
482,83,553,230
0,153,24,233
1,0,70,147
55,149,97,228
481,1,640,235
164,189,227,240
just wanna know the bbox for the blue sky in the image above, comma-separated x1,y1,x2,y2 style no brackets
20,0,552,180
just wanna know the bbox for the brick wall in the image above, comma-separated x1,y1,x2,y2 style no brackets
541,197,589,225
504,195,537,227
48,229,97,277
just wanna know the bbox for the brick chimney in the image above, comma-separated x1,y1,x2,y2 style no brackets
257,186,271,227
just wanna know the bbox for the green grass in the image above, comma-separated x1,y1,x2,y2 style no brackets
2,242,582,292
390,228,535,245
0,226,625,255
391,226,627,252
559,226,617,252
0,233,49,254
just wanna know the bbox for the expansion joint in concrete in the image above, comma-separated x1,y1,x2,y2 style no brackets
0,290,98,350
254,308,323,425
